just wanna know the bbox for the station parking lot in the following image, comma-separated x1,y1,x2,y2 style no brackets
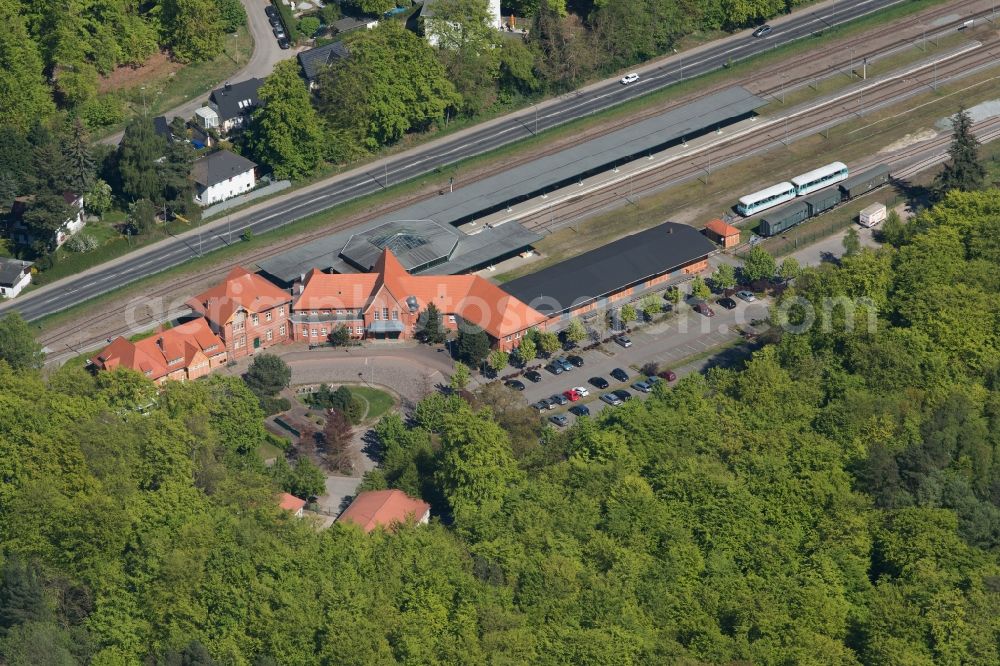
510,295,771,425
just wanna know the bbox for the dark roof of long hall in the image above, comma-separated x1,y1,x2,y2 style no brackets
351,86,766,229
501,222,716,317
298,41,350,81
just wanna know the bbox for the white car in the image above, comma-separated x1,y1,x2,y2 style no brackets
736,290,756,302
620,72,639,85
572,386,590,397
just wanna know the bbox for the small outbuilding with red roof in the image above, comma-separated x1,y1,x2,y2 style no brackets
703,219,741,249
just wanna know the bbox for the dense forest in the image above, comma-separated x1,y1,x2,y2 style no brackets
1,187,999,663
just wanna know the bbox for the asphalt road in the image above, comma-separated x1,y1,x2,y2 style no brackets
1,0,909,323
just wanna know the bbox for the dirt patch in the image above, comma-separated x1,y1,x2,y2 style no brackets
879,128,938,153
97,52,181,94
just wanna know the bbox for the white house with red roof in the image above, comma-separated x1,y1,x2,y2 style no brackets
279,492,306,517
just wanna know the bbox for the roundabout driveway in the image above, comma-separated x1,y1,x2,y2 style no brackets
278,344,453,407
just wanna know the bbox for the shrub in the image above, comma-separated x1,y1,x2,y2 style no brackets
65,233,98,253
260,396,291,416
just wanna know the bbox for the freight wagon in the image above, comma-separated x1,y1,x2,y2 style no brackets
755,163,892,237
759,200,810,237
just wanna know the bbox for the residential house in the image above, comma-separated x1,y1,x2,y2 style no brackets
298,41,350,88
191,150,258,206
8,192,85,249
336,490,431,533
0,258,33,299
208,79,264,134
331,16,378,35
291,248,547,351
703,218,741,249
421,0,502,47
187,266,293,359
279,493,306,517
90,318,228,385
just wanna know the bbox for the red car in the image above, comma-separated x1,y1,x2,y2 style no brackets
563,389,581,402
693,301,715,317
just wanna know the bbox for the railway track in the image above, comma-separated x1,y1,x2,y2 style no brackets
516,40,1000,233
40,1,997,359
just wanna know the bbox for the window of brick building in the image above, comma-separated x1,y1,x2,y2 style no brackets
266,311,272,322
252,313,259,326
279,324,286,336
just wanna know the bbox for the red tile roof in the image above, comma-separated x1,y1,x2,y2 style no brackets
336,489,430,533
704,219,740,237
188,266,291,326
91,318,225,381
279,492,306,512
294,249,547,339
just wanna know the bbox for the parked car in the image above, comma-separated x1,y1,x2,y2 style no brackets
752,24,772,38
567,354,584,367
505,380,525,391
569,405,591,417
631,381,651,393
550,393,569,406
572,385,590,397
277,38,290,50
614,335,633,348
265,5,278,17
693,301,715,317
736,290,756,302
563,389,581,402
545,363,564,375
718,297,737,310
272,27,286,38
611,367,629,382
658,369,677,382
556,357,574,372
268,15,282,27
562,340,578,351
601,393,623,406
549,414,569,427
532,400,548,412
645,376,661,386
589,376,610,389
620,72,640,84
613,389,633,401
524,370,543,383
541,398,556,410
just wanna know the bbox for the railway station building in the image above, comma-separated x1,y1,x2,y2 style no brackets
290,248,547,351
501,222,717,323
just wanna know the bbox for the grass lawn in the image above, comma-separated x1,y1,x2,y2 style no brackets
258,439,285,461
350,386,396,422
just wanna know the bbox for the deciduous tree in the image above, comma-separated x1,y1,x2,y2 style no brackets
712,263,737,291
450,362,471,391
743,245,776,283
487,350,509,374
515,337,536,365
564,319,587,343
248,60,327,180
244,353,291,398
